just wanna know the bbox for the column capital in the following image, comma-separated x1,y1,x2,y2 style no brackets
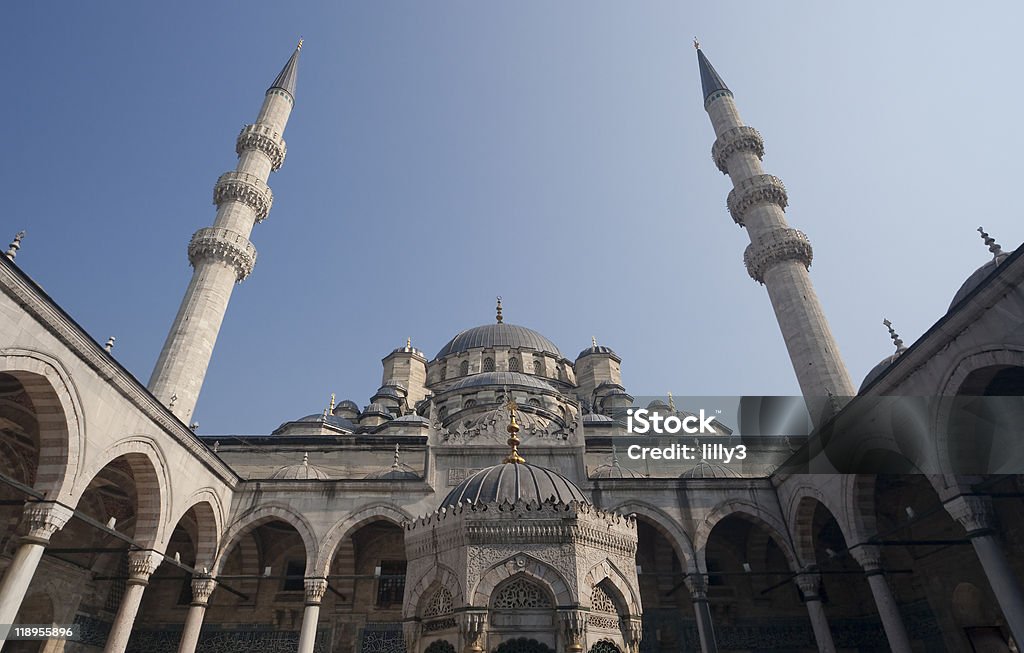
303,577,328,605
457,610,487,653
944,495,996,537
190,576,217,606
22,502,74,544
683,573,709,601
558,609,586,652
794,572,822,599
127,550,163,585
849,544,884,575
621,615,643,652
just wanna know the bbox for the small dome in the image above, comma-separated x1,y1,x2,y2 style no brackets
392,414,429,425
271,453,330,480
591,453,644,479
680,461,741,479
444,371,556,393
373,386,404,400
440,463,590,508
860,353,902,392
577,344,620,360
435,323,562,360
582,413,616,424
362,403,393,418
949,252,1009,311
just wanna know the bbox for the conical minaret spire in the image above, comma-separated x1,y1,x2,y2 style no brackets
148,42,303,422
696,44,855,424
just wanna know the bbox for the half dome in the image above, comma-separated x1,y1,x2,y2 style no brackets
435,323,562,360
440,463,589,508
445,371,556,393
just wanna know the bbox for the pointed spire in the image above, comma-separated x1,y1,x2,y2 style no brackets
695,43,731,103
496,296,504,324
268,39,302,98
977,227,1004,259
882,319,907,354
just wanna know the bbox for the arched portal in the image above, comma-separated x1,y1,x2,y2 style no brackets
947,364,1024,474
492,636,555,653
488,576,557,651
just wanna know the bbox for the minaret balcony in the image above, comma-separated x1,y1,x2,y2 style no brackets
212,171,274,222
726,174,787,226
712,125,764,174
187,226,258,282
236,123,287,171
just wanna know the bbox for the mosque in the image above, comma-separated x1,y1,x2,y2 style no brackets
1,38,1023,653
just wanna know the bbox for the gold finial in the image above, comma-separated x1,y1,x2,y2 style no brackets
496,296,504,324
406,337,412,350
693,37,700,50
592,336,597,348
668,391,676,413
297,37,304,51
329,392,335,413
503,398,526,464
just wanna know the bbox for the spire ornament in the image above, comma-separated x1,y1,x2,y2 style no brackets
693,37,700,50
297,37,304,51
592,336,597,348
496,296,503,324
668,391,677,413
883,318,907,354
104,336,116,353
329,393,335,414
977,227,1004,258
502,399,526,464
5,231,25,261
392,443,401,470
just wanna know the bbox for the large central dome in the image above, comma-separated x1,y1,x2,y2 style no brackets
434,323,563,360
440,463,590,508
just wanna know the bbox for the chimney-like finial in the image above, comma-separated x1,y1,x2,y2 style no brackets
668,391,677,413
5,231,25,261
883,318,907,354
104,336,116,353
496,296,504,324
392,443,401,470
592,336,597,348
977,227,1004,259
329,392,335,414
302,451,309,466
502,399,526,464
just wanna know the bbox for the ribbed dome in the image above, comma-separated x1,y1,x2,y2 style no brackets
680,461,741,479
577,344,619,360
860,353,901,392
949,252,1009,311
435,324,562,360
445,371,556,393
270,454,330,480
440,463,589,508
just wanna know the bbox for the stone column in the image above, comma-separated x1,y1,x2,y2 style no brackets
458,610,487,653
621,615,643,653
850,545,911,653
558,609,586,653
946,495,1024,644
684,575,718,653
0,502,74,642
104,550,163,653
176,577,217,653
795,573,836,653
297,578,327,653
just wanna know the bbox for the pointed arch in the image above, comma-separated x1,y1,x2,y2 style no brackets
214,503,318,576
583,558,641,616
694,498,799,574
472,554,572,607
604,500,696,573
315,502,412,575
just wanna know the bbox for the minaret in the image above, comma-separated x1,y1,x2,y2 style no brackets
696,42,855,421
149,41,302,422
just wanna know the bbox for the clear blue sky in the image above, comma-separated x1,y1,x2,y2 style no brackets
3,3,1020,434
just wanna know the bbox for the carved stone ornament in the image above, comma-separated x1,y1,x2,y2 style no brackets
712,125,765,174
212,170,274,222
127,550,163,583
187,227,257,281
558,609,586,652
944,495,995,537
236,123,287,171
794,572,821,599
190,577,217,605
849,544,884,573
458,610,487,652
682,574,708,601
304,577,329,605
727,173,788,225
22,502,74,544
743,227,814,284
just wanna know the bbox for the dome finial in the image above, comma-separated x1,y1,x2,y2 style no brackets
5,231,25,261
329,392,335,414
693,37,700,50
883,318,907,354
502,399,526,464
392,443,401,470
495,296,503,324
406,337,412,350
592,336,597,347
611,443,621,468
302,451,309,466
978,226,1004,259
668,391,677,413
297,37,304,51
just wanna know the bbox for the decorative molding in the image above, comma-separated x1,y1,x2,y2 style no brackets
743,227,813,284
727,174,787,226
793,572,821,599
187,227,257,282
944,495,995,537
127,550,163,583
304,577,328,605
212,171,273,222
191,577,217,605
849,544,883,573
236,123,287,171
22,501,74,543
712,125,764,174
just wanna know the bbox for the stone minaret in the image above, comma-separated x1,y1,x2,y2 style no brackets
149,42,302,422
697,44,855,421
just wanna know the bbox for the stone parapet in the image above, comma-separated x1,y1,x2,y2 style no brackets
212,171,273,222
727,173,787,226
236,123,287,171
743,227,813,284
712,125,764,174
187,227,257,282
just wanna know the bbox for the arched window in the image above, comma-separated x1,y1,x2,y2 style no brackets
459,360,469,376
509,357,520,372
527,398,541,408
464,399,476,409
423,587,453,618
440,365,447,381
483,357,495,372
533,359,543,376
